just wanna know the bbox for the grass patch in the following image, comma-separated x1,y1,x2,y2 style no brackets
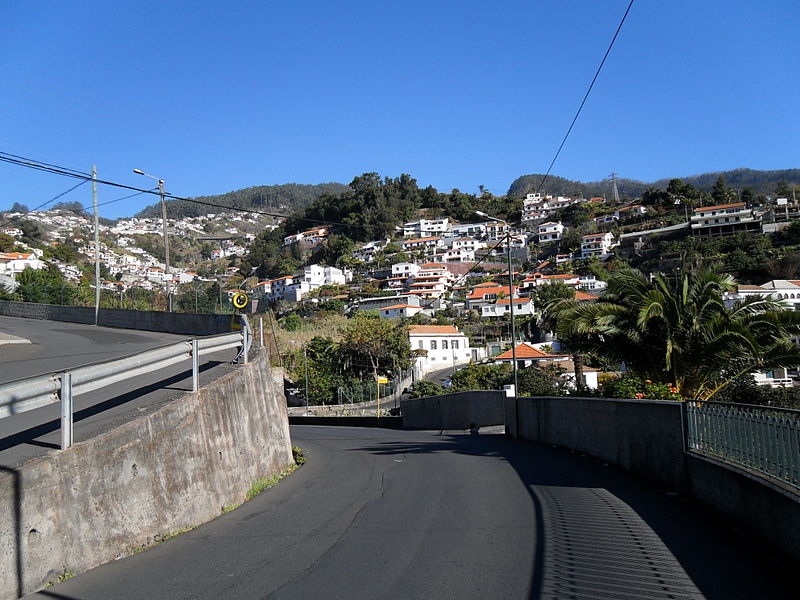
45,566,75,588
124,526,195,557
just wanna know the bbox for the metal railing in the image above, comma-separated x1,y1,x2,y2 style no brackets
685,400,800,490
336,370,413,406
0,317,251,450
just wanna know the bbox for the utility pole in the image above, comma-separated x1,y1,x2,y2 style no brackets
506,231,518,396
303,346,309,415
133,169,171,311
92,165,100,325
158,178,172,312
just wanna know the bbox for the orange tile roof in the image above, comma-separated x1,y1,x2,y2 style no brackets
575,290,599,301
467,285,518,299
693,202,746,213
382,304,417,310
494,343,568,361
0,252,32,259
495,298,532,305
738,285,765,291
409,325,462,335
402,237,441,244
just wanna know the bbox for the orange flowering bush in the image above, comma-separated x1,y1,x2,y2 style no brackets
601,374,682,401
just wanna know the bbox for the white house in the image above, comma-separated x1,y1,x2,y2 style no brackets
377,303,423,319
480,297,535,318
691,202,761,238
409,325,479,377
581,232,618,260
0,252,45,278
537,221,564,244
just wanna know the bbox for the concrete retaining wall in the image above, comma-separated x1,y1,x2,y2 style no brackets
509,395,800,564
506,395,688,491
401,390,505,430
0,300,233,335
0,347,293,599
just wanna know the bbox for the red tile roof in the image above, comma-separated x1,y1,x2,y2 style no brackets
494,343,568,361
409,325,462,335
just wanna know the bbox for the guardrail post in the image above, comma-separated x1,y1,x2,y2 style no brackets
192,339,199,392
60,372,73,450
240,315,251,365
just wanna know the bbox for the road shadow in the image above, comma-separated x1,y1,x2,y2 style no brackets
0,361,223,457
352,433,795,600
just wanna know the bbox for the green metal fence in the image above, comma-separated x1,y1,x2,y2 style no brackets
685,400,800,490
336,371,412,405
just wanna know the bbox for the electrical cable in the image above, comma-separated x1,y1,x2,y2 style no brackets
0,179,88,228
533,0,634,195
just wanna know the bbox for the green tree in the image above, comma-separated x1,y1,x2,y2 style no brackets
410,380,445,398
15,265,73,304
711,175,733,205
545,266,800,400
338,313,411,381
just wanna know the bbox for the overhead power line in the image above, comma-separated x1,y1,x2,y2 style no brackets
534,0,634,195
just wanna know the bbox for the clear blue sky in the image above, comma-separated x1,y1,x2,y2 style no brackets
1,0,798,218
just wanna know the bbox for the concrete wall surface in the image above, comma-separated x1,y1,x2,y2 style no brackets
0,300,233,335
0,347,293,599
508,396,687,491
401,390,505,430
509,395,800,563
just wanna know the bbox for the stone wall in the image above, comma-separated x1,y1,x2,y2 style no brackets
0,301,233,336
0,347,292,598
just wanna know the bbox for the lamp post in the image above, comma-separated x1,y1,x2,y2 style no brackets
476,211,518,396
133,168,172,311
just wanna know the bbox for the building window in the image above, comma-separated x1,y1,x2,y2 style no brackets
418,341,423,349
442,340,448,350
431,340,437,350
453,340,459,350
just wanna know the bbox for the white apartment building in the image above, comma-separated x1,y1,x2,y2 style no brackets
403,218,450,237
537,221,564,244
691,203,761,238
450,222,489,238
408,325,479,377
392,262,421,277
581,232,618,260
614,204,647,219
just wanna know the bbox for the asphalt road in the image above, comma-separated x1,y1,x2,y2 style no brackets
29,426,795,600
0,316,240,468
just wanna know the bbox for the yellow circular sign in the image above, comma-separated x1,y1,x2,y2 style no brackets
232,292,249,309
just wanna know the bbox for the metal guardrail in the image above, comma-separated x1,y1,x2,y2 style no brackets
685,400,800,490
0,317,251,449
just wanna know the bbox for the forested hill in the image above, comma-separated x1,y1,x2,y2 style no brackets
135,182,349,219
507,168,800,200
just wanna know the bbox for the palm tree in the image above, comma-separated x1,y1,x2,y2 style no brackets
544,266,800,400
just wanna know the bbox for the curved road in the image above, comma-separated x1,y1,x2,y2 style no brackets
0,316,240,468
29,426,794,600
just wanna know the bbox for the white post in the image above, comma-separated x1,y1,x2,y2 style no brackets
60,372,73,450
191,339,199,392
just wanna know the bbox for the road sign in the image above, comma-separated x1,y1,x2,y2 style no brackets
232,292,249,310
377,376,389,384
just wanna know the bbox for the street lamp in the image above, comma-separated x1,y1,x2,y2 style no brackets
476,210,519,397
133,168,172,311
